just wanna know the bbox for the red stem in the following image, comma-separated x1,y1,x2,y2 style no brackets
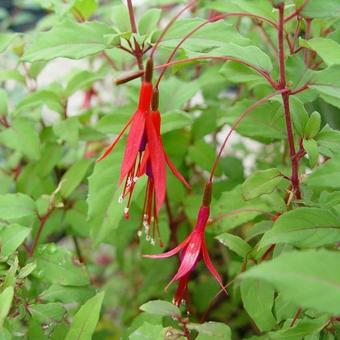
277,3,301,199
284,0,310,23
127,0,137,33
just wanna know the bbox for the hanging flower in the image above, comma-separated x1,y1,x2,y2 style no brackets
98,59,190,244
144,183,227,305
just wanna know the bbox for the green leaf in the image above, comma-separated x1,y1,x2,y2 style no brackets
213,186,285,232
316,125,340,156
242,168,283,200
160,111,192,134
0,224,31,257
53,117,81,145
34,244,90,286
87,147,127,246
16,89,63,114
303,111,321,139
240,279,276,332
240,249,340,314
28,303,65,323
0,193,36,221
260,207,340,248
23,20,114,62
159,18,249,54
138,9,161,36
310,65,340,109
40,284,95,304
0,33,17,53
129,322,165,340
306,156,340,189
65,70,103,97
140,300,181,317
188,322,232,340
290,96,309,136
188,140,221,175
18,262,37,279
216,233,251,258
0,287,14,328
60,159,93,198
300,38,340,66
303,139,319,167
0,118,41,160
301,0,340,18
72,0,97,20
65,291,105,340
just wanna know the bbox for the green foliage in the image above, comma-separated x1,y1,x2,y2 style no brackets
1,0,339,338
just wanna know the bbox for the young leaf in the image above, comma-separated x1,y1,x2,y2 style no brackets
140,300,181,317
260,207,340,248
138,9,161,36
303,139,319,167
240,249,340,314
0,33,17,53
216,233,251,258
242,168,283,200
301,0,340,18
65,291,105,340
240,279,276,332
303,111,321,139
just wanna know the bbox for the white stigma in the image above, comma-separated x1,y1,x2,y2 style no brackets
133,176,138,183
137,230,142,237
124,207,129,215
118,195,123,203
150,238,155,245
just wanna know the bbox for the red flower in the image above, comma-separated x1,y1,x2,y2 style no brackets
98,59,190,244
144,184,227,305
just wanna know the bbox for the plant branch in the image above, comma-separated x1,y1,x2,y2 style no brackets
277,3,301,199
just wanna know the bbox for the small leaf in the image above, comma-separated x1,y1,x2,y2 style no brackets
304,111,321,139
0,224,31,257
260,207,340,248
290,96,309,136
18,262,37,279
0,287,14,327
65,292,105,340
301,0,340,19
303,139,319,167
240,279,276,332
140,300,181,317
216,233,251,258
240,249,340,314
242,168,283,200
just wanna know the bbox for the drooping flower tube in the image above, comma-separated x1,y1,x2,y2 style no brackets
98,58,190,244
144,183,227,305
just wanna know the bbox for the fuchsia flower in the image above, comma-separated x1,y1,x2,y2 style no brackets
98,58,190,244
144,183,227,305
